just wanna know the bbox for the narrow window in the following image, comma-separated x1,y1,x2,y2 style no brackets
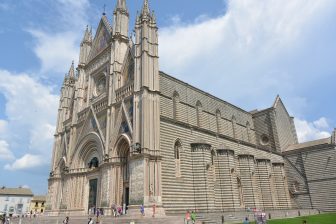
196,101,203,127
173,91,180,120
174,140,182,177
216,109,221,134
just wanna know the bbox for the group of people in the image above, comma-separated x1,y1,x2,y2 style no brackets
185,210,197,224
111,204,124,217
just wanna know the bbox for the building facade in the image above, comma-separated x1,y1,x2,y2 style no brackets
0,187,33,217
47,0,333,216
29,195,46,214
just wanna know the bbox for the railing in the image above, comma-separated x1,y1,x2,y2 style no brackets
115,82,134,102
93,97,108,114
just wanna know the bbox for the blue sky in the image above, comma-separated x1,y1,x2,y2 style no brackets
0,0,335,195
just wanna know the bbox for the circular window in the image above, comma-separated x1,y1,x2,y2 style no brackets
94,75,106,96
260,134,270,145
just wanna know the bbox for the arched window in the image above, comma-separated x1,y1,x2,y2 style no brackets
216,109,221,134
174,140,182,177
173,91,180,120
196,101,203,127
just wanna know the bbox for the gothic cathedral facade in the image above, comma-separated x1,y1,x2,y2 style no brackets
47,0,299,216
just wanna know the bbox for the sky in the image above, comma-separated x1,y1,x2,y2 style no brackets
0,0,335,195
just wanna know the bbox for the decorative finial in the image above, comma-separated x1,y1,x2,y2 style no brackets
102,4,106,15
142,0,150,16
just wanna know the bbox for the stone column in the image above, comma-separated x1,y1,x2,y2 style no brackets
256,159,275,210
190,141,213,212
215,149,238,211
272,162,291,209
237,154,261,209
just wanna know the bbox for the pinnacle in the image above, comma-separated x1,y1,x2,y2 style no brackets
141,0,150,16
68,61,75,78
82,25,92,43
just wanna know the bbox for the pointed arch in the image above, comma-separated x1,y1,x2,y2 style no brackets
70,132,105,169
113,134,132,158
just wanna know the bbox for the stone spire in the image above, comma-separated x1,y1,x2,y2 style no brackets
79,26,92,66
141,0,150,17
116,0,127,10
113,0,129,38
82,25,92,44
68,61,75,79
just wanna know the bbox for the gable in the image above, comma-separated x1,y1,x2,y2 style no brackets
88,17,112,62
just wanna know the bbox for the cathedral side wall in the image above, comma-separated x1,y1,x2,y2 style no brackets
159,73,256,145
160,119,290,213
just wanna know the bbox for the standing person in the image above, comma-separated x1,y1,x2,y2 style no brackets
88,217,94,224
152,204,156,218
140,204,145,216
185,210,191,224
190,211,196,224
243,217,249,224
62,216,69,224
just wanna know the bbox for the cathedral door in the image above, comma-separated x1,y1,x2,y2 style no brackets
88,178,98,211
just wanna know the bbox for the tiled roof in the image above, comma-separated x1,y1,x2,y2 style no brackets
31,195,46,201
0,187,33,196
285,137,331,152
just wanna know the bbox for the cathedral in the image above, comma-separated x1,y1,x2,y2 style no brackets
47,0,336,216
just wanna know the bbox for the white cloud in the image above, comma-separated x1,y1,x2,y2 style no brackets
313,117,329,129
29,30,80,74
294,117,331,143
28,0,90,74
4,154,45,171
0,140,14,161
159,0,336,111
0,70,58,169
0,120,7,135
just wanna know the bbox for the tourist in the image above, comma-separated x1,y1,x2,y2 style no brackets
140,204,145,216
88,217,94,224
152,204,156,218
191,211,196,224
62,216,69,224
185,210,191,224
243,217,249,224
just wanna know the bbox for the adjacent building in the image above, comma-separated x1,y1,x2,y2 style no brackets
29,195,46,214
46,0,335,216
0,187,33,216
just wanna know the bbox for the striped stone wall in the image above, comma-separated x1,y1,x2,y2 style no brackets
284,144,336,211
160,119,291,214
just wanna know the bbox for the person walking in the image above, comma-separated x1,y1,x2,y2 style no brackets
140,204,145,216
243,217,249,224
191,211,196,224
185,210,191,224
